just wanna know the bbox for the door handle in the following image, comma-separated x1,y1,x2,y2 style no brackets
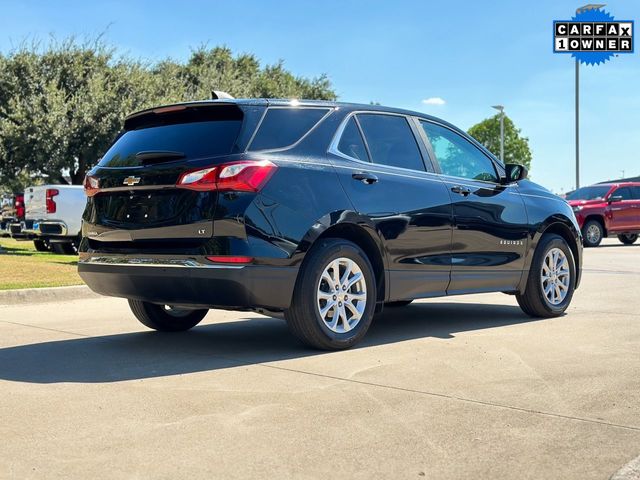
352,172,379,185
451,185,472,196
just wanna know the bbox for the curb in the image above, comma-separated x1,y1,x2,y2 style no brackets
0,285,100,306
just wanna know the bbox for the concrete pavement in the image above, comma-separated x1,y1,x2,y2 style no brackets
1,238,639,479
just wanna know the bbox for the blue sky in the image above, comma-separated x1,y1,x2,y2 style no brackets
1,0,639,193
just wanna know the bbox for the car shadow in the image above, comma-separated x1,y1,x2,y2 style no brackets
596,243,639,248
0,302,541,384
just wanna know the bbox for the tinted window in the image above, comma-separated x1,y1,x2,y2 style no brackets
420,121,498,182
337,117,369,161
356,114,424,171
99,120,242,168
632,186,640,199
250,108,329,151
613,187,633,200
566,185,611,200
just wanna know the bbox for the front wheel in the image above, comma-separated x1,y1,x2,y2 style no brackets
128,300,208,332
285,238,376,350
516,234,576,318
618,234,638,245
582,220,603,247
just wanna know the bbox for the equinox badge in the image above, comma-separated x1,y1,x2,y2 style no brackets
123,176,141,186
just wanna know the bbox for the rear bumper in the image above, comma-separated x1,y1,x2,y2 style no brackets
8,222,29,239
78,256,298,311
23,219,70,238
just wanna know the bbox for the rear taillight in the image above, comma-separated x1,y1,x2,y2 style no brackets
177,160,277,192
83,175,100,197
15,195,24,219
46,189,59,214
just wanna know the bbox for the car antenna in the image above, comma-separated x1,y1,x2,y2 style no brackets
211,90,235,100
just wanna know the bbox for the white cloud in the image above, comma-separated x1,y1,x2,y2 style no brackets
422,97,446,106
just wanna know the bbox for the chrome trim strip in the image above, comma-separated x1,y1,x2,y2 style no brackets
79,257,246,269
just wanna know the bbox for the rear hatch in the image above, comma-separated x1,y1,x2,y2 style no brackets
84,103,250,243
25,186,47,220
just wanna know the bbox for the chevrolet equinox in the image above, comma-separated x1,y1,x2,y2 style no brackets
79,99,583,350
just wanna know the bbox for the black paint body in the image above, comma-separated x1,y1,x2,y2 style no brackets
79,99,582,311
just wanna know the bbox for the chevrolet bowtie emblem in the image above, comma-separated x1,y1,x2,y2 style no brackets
123,176,141,186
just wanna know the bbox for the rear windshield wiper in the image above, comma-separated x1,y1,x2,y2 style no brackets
135,150,186,164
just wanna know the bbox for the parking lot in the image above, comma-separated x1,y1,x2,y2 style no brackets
1,238,638,479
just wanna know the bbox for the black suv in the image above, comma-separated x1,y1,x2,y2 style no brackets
79,99,582,350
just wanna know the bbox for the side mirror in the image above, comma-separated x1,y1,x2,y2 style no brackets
608,195,623,203
504,163,528,184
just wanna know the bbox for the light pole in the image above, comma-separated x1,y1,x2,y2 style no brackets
574,3,606,189
492,105,505,162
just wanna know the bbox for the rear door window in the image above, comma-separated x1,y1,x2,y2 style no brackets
613,187,633,200
356,114,425,171
249,107,330,151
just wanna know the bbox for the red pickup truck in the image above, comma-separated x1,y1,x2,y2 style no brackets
567,182,640,247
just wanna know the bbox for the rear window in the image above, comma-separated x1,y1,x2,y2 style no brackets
99,106,243,168
249,107,330,151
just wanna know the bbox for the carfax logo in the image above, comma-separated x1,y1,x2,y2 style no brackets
553,8,634,65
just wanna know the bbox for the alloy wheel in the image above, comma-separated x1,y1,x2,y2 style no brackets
316,257,367,333
540,247,571,305
586,223,601,244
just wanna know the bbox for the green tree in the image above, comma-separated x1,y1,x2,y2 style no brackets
0,39,336,189
0,39,158,186
467,114,532,170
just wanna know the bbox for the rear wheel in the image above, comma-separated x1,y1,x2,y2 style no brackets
516,234,576,318
128,300,208,332
618,234,638,245
582,220,603,247
285,238,376,350
33,239,50,252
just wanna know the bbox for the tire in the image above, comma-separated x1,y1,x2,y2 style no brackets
385,300,413,307
128,300,208,332
516,234,576,318
52,242,77,255
33,239,49,252
285,238,377,350
618,234,638,245
582,219,603,247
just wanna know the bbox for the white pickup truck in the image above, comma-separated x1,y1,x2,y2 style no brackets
23,185,86,254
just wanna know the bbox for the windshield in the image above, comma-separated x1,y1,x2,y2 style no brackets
566,185,611,201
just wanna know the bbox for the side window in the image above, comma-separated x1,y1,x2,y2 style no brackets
356,114,425,171
249,107,329,151
632,186,640,199
420,121,498,182
613,187,633,200
337,117,369,162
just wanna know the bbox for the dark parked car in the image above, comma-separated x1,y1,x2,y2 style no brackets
566,182,640,247
78,99,583,350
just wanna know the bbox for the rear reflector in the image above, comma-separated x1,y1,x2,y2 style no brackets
177,160,276,192
46,188,59,214
206,256,254,264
